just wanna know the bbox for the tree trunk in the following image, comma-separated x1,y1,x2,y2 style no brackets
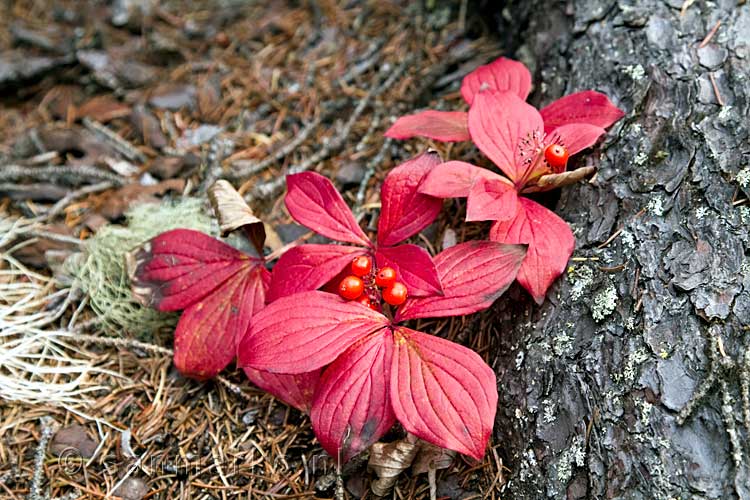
487,1,750,498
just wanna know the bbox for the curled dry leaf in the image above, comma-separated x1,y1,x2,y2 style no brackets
522,165,596,193
208,179,266,254
368,434,419,496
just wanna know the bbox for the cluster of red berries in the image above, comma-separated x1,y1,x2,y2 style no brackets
338,256,408,308
544,144,568,170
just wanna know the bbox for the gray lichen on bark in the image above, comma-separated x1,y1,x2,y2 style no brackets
487,1,750,498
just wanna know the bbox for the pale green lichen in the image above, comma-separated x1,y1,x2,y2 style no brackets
623,64,645,80
556,436,586,485
68,198,214,336
634,151,649,166
568,265,594,301
591,282,618,321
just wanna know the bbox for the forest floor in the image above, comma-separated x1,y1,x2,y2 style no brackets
0,1,514,499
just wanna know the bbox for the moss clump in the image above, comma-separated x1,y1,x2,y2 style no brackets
69,198,214,336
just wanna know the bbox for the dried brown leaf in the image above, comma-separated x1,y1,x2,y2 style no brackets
208,180,265,254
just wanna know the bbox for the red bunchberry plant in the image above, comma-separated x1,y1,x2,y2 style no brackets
267,151,445,302
385,56,623,143
129,181,318,410
238,239,526,463
417,87,623,303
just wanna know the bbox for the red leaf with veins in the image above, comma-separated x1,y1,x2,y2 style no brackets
243,367,320,412
418,161,509,199
390,327,497,460
286,172,371,247
395,241,526,322
237,291,388,374
267,244,366,302
490,197,574,304
173,266,268,379
376,244,442,297
468,90,544,184
131,229,257,311
131,229,270,380
540,90,625,133
377,151,443,247
545,123,606,164
466,178,519,222
461,57,532,105
311,330,396,463
384,110,470,142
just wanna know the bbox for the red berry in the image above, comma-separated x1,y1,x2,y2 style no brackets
375,267,397,288
382,282,408,306
351,256,372,277
338,275,364,300
544,144,569,171
355,294,372,307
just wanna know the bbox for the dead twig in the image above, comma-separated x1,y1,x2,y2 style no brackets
0,165,125,186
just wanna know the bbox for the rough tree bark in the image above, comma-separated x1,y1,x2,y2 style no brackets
485,1,750,498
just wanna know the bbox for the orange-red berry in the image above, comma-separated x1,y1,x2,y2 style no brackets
355,294,372,307
544,144,569,170
375,267,397,288
351,256,372,277
382,282,408,306
338,275,364,300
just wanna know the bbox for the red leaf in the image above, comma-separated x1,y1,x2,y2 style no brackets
384,111,470,142
461,57,532,105
377,151,443,247
540,90,625,133
174,265,269,379
285,172,371,247
131,229,259,311
243,367,321,412
489,197,574,304
418,161,509,199
237,291,389,374
390,327,497,460
376,244,442,297
395,241,526,321
311,330,396,463
466,178,519,222
468,90,543,185
267,244,367,302
545,123,606,163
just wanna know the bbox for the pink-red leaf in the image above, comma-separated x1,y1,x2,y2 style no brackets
384,111,470,142
311,330,396,463
173,265,269,379
243,367,321,412
395,241,526,322
418,161,509,199
540,90,625,133
285,172,371,247
131,229,258,311
468,90,543,185
545,123,606,163
267,244,367,302
461,57,532,105
390,328,497,460
377,151,443,247
466,178,519,222
489,197,574,304
237,291,389,374
376,245,442,297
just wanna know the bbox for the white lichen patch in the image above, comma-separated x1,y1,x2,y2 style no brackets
556,436,586,484
623,64,646,81
634,151,649,166
620,229,636,251
542,400,557,424
739,206,750,225
569,265,594,301
718,105,733,121
736,166,750,187
553,331,574,356
616,347,650,384
591,282,618,321
648,196,665,216
694,206,710,220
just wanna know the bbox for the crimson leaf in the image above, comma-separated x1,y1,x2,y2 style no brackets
243,367,321,412
237,291,389,374
390,327,497,460
489,197,574,304
395,241,526,322
384,110,470,142
311,330,396,463
375,244,442,297
460,57,532,105
285,171,371,247
377,151,443,247
540,90,625,133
